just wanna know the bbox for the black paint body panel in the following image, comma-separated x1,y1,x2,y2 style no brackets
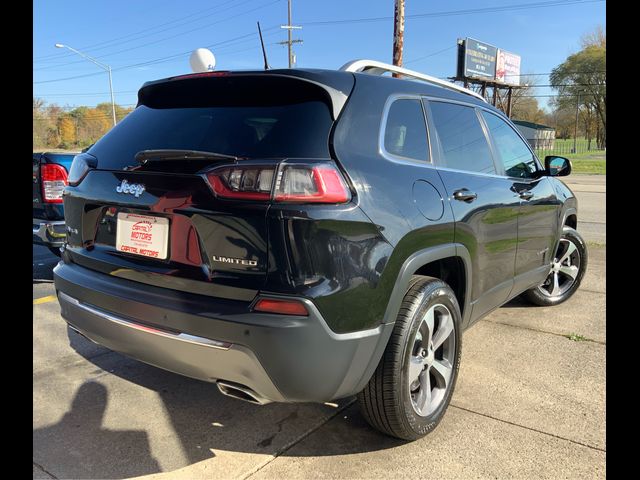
54,68,579,402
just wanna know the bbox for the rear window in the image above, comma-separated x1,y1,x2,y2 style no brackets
89,75,335,170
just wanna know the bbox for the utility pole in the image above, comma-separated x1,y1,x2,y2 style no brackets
392,0,405,77
572,93,580,154
287,0,292,67
278,0,302,68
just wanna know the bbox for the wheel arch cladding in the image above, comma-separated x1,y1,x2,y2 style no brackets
381,244,472,327
352,244,472,395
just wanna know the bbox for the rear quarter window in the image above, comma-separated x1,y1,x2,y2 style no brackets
382,98,429,162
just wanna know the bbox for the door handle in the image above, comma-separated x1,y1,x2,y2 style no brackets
453,189,477,203
519,190,534,201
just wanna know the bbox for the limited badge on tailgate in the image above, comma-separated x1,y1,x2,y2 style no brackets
115,212,169,259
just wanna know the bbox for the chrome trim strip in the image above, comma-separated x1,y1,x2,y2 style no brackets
58,291,232,350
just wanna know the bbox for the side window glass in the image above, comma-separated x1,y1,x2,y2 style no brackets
481,111,538,178
383,98,429,161
428,102,495,174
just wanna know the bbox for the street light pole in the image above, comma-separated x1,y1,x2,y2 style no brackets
54,43,117,127
572,93,580,154
107,66,116,126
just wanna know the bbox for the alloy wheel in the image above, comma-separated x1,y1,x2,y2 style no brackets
407,303,456,417
537,238,581,298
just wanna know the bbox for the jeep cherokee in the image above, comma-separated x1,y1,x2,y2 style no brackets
53,60,587,440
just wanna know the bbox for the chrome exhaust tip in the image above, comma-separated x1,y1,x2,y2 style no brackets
216,380,272,405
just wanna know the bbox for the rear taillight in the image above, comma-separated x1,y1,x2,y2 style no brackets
205,163,351,204
274,165,350,203
253,298,309,316
207,166,274,201
41,164,68,203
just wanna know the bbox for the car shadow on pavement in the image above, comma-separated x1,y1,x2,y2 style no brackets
501,296,533,308
60,327,403,478
33,381,162,479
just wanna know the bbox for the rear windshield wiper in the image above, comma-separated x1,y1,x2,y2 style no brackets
135,149,240,165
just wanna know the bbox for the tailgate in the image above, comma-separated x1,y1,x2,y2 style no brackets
62,71,348,301
63,170,270,301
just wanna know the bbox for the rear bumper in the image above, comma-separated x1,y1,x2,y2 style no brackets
33,218,66,246
53,261,393,403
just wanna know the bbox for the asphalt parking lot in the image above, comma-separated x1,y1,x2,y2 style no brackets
33,175,606,479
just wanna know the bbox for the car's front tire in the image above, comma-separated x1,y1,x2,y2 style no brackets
523,226,587,306
357,276,462,440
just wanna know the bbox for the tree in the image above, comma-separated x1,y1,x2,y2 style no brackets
581,25,605,49
550,27,606,147
510,75,546,124
545,104,575,140
33,97,134,150
511,97,546,124
58,116,76,147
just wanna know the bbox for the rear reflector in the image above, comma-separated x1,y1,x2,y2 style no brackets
41,163,68,203
253,298,309,316
205,163,350,204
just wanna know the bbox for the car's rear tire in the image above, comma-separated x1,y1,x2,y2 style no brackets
357,276,462,440
522,226,587,306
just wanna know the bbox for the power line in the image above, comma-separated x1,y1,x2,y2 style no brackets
404,46,456,65
34,104,136,110
35,0,281,72
34,0,259,61
34,91,138,97
299,0,604,26
34,26,280,84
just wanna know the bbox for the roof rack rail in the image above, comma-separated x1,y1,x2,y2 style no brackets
339,59,487,103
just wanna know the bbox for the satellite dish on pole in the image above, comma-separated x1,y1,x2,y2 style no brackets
189,48,216,73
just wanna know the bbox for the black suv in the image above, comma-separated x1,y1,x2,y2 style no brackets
54,60,587,440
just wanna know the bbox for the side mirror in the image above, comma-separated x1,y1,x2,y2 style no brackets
544,156,572,177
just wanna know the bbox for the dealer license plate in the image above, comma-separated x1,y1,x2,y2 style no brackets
115,212,169,259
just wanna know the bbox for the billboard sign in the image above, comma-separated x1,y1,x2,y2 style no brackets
462,37,497,80
496,49,521,85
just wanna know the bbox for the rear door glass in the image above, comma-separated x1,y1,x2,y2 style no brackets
427,101,496,175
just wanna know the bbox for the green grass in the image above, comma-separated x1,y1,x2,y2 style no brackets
565,333,589,342
587,241,606,248
536,137,604,155
570,158,606,175
536,149,606,175
534,136,606,173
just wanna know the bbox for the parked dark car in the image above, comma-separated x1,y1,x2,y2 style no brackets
33,152,78,255
54,61,587,440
